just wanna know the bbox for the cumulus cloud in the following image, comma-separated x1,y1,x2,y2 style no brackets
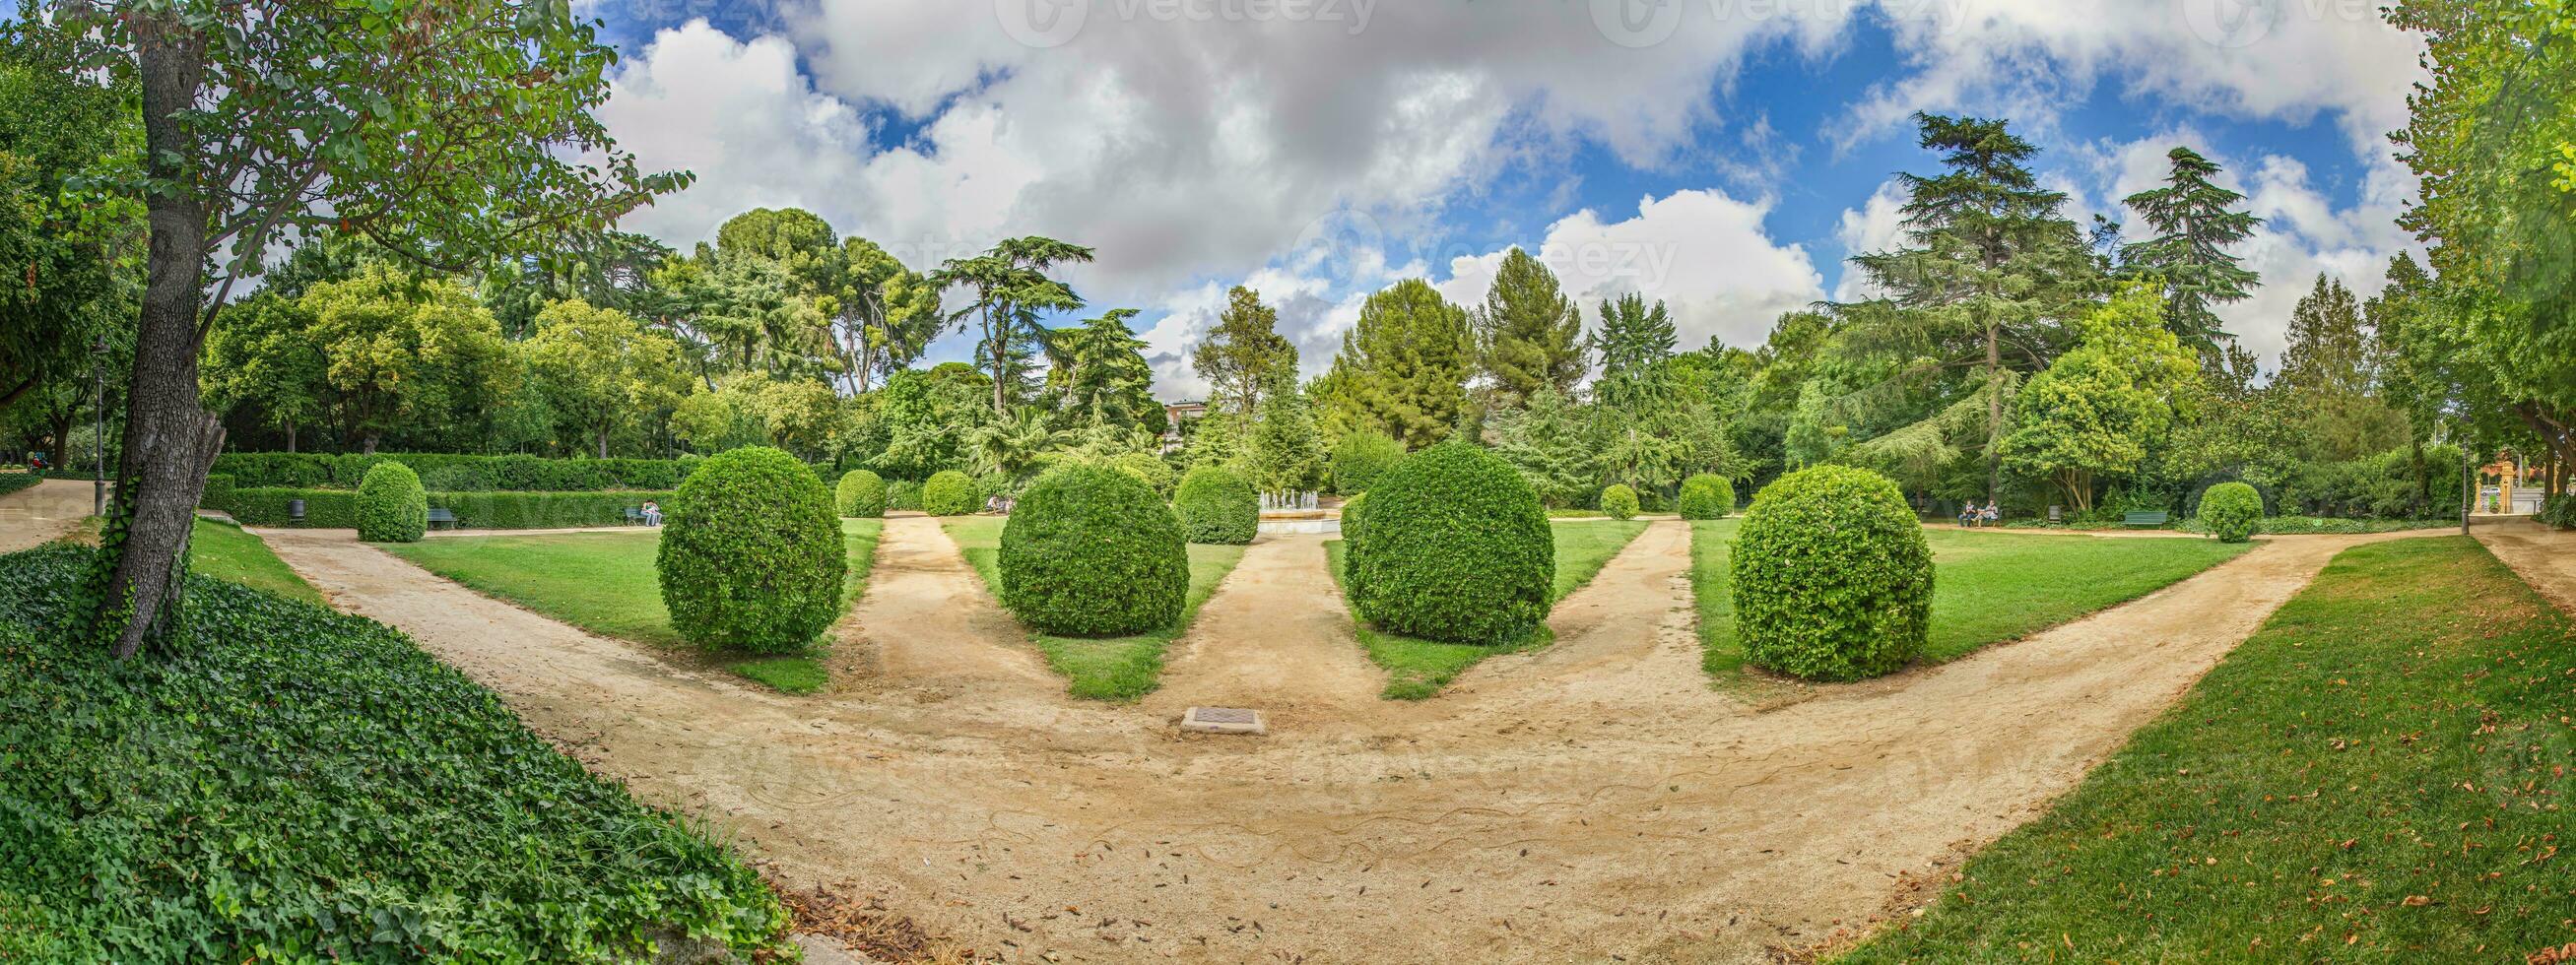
1831,178,1909,301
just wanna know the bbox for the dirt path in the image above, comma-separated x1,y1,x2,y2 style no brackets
0,480,94,552
253,518,2423,964
1142,534,1384,725
2473,517,2576,614
833,516,1057,700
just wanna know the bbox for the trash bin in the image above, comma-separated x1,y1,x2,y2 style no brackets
288,498,306,523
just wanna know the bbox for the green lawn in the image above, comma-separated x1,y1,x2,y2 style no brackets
1837,537,2576,962
382,519,883,693
1325,519,1650,700
940,515,1248,701
189,517,323,605
1694,520,2251,681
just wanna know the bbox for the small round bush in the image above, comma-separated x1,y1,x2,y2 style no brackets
998,465,1189,636
1345,440,1552,645
656,446,846,654
2199,482,2262,544
1730,465,1932,681
1678,474,1735,520
1600,483,1639,520
356,462,428,543
834,469,887,518
921,470,976,516
1331,429,1406,495
1173,465,1258,545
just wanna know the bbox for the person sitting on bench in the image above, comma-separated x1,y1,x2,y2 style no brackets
1979,502,2000,527
639,500,662,527
1957,501,1980,528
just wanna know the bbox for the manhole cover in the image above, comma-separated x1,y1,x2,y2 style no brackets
1180,706,1267,735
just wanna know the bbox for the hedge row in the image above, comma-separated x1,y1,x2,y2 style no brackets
212,452,702,491
0,473,38,499
213,487,672,529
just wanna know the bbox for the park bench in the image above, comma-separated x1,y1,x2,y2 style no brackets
426,507,460,530
624,507,647,525
2122,510,2170,528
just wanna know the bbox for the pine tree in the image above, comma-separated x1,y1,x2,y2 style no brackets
1245,365,1326,498
1046,308,1157,430
2277,274,2408,463
2119,146,2262,358
1477,246,1585,410
1192,286,1294,418
1589,292,1676,414
1323,279,1473,448
1487,386,1599,507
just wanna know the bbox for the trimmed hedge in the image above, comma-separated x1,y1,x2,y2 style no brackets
998,466,1189,636
1173,465,1258,545
1678,474,1734,520
0,544,791,962
356,462,429,543
2199,482,2263,544
1339,491,1368,544
921,470,976,516
656,447,845,655
213,487,671,529
835,470,887,518
213,451,698,491
0,473,40,499
1600,483,1639,521
1730,465,1932,681
1345,441,1552,644
1330,429,1406,495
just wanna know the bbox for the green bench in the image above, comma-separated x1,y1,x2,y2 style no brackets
426,507,460,530
2122,510,2170,528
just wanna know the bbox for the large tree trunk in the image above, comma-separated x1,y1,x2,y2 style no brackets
93,21,226,660
286,422,297,454
597,428,610,460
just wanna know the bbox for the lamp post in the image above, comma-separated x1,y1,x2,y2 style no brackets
92,336,106,519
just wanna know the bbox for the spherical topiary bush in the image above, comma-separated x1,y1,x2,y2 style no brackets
921,470,975,516
1600,483,1639,521
356,462,429,543
1729,465,1932,681
1346,440,1552,645
1173,465,1258,545
2199,482,2262,544
835,470,887,518
1678,474,1735,520
656,446,846,654
998,465,1189,636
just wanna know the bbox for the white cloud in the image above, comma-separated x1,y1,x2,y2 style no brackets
1830,178,1909,301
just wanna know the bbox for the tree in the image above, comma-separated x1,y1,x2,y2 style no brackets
2276,274,2409,463
1838,112,2098,502
1047,308,1159,430
523,300,690,458
1324,279,1473,448
40,0,686,657
874,362,995,479
1589,293,1677,414
930,236,1095,416
0,21,139,415
1487,386,1598,508
1192,286,1294,418
1477,247,1585,409
303,266,511,455
201,292,326,452
2119,146,2262,359
835,237,941,392
1244,366,1325,498
1999,286,2197,512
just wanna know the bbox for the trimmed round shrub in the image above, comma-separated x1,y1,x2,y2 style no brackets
1600,483,1639,520
1678,474,1735,520
998,465,1189,636
1730,465,1932,681
834,469,887,518
1331,428,1406,495
355,462,428,543
656,446,846,654
1346,440,1552,644
2199,481,2262,544
1173,465,1258,545
921,470,976,516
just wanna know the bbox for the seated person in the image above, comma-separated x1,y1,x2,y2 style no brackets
1980,503,2000,526
640,500,662,526
1957,502,1978,527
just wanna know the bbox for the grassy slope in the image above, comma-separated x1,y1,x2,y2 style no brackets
1325,519,1650,700
383,519,883,692
1694,520,2251,679
188,517,323,605
941,515,1247,701
1838,537,2576,962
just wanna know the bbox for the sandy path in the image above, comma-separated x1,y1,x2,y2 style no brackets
251,518,2421,963
834,516,1057,698
1142,534,1384,725
2473,516,2576,613
0,480,96,551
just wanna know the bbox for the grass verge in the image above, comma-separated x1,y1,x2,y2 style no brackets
1695,521,2251,681
1836,537,2576,962
188,517,323,605
941,515,1247,701
1325,519,1649,700
381,519,881,693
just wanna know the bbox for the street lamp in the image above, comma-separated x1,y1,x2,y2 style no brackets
92,336,106,519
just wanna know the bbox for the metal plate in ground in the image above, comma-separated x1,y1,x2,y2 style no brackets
1180,706,1267,735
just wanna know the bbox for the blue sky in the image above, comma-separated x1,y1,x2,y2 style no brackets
576,0,2426,399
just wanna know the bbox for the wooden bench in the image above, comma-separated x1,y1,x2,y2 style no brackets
426,507,460,530
2122,510,2170,528
624,507,647,525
